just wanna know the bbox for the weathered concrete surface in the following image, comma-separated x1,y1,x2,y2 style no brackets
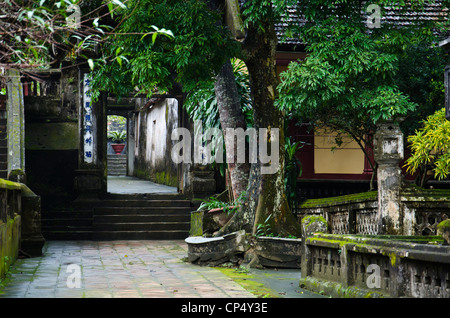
19,184,45,257
185,230,246,266
107,176,177,194
0,214,21,280
0,240,323,299
0,240,253,298
254,236,302,269
374,120,404,235
133,98,179,187
6,69,25,177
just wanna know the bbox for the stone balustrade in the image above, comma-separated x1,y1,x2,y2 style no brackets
0,178,44,280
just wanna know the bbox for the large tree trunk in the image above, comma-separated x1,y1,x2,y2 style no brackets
214,61,250,200
216,8,301,237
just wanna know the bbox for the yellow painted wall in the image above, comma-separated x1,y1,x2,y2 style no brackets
314,129,365,174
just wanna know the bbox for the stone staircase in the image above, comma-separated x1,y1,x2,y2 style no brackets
107,154,127,176
41,198,94,240
0,93,8,179
0,118,8,179
41,193,193,240
92,193,192,240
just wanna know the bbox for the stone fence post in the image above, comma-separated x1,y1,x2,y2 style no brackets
6,69,25,181
373,120,404,235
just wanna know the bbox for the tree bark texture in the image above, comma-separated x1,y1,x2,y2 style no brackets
214,61,250,200
216,10,301,238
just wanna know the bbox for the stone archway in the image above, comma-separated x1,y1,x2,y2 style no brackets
74,69,218,201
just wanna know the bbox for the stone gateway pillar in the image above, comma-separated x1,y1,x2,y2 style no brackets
373,120,404,235
74,68,107,201
6,69,25,182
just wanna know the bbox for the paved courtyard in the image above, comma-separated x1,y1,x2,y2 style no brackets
0,240,321,299
0,240,254,298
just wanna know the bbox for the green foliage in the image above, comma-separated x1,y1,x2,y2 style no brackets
108,130,126,143
241,0,299,31
184,59,253,176
0,0,124,68
395,43,449,136
276,15,420,125
185,59,253,130
404,108,450,186
197,191,247,216
284,135,303,211
108,115,126,127
90,0,240,100
255,214,273,237
275,0,446,188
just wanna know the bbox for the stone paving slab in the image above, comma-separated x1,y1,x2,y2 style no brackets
107,176,177,194
0,240,253,298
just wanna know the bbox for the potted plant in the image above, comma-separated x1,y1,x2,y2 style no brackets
108,130,126,154
253,214,303,268
198,191,246,227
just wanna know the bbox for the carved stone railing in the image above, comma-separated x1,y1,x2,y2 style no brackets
0,178,45,279
297,185,450,237
401,186,450,236
0,179,22,279
300,232,450,298
296,191,379,235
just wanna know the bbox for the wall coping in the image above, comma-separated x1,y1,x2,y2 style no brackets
0,178,22,190
299,191,377,209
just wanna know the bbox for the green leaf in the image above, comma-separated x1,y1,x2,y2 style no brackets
88,59,94,70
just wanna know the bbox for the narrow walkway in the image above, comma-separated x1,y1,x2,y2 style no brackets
107,176,178,194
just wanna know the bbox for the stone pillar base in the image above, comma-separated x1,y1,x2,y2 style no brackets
74,169,103,201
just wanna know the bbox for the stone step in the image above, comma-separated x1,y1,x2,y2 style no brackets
108,170,126,176
41,195,193,240
93,206,193,215
92,230,188,240
93,222,189,231
44,231,93,240
104,193,187,200
41,209,93,240
100,199,192,207
108,155,126,161
108,162,126,167
93,214,189,223
108,164,126,169
42,218,92,227
108,157,127,162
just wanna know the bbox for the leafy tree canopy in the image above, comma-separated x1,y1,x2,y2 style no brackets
90,0,241,100
405,108,450,185
0,0,121,70
276,0,448,127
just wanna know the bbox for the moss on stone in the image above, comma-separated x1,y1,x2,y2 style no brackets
190,211,204,237
215,267,281,298
437,219,450,232
302,215,327,227
0,178,22,191
155,171,177,187
299,276,386,298
402,184,450,199
300,191,378,208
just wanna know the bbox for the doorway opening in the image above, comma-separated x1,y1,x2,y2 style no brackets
105,99,180,195
107,115,127,176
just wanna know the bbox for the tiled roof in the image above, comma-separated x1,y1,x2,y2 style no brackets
272,2,449,47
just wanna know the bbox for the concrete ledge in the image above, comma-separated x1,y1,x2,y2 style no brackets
254,236,302,269
185,230,246,266
0,214,21,279
299,276,386,298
